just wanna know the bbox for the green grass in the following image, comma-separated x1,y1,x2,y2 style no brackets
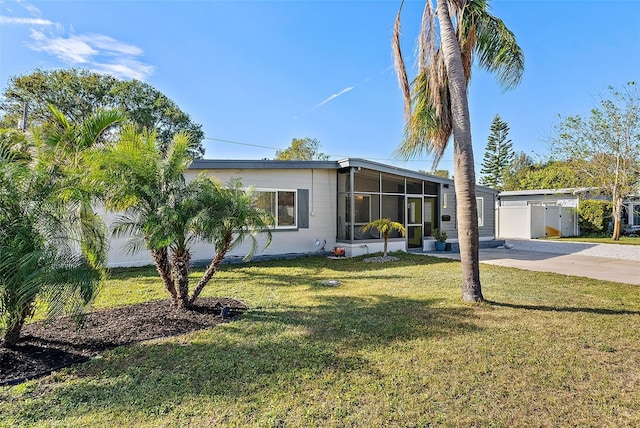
545,236,640,246
2,253,640,426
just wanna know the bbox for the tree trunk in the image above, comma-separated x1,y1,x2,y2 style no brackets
172,247,192,309
151,248,178,304
436,0,484,302
189,234,232,305
2,306,31,348
612,197,622,241
383,232,389,257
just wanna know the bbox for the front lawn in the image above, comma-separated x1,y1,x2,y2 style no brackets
2,253,639,426
545,236,640,246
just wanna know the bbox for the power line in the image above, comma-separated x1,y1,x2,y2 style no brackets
203,136,476,167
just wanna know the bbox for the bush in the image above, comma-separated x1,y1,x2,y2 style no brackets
578,200,612,235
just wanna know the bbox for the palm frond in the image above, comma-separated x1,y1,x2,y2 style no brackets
78,108,125,150
392,0,412,122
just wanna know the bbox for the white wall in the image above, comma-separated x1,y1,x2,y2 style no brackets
497,206,532,239
103,168,337,267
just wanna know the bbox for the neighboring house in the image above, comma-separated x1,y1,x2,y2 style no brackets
105,158,502,267
496,188,639,239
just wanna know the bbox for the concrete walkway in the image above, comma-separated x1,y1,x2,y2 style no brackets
423,239,640,286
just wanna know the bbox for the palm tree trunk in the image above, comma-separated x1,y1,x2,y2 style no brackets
383,232,389,257
189,234,232,306
172,247,192,309
436,0,484,302
2,307,31,348
151,248,178,304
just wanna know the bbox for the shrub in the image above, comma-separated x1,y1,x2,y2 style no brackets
578,200,612,235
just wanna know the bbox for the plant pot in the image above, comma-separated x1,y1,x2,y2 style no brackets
434,241,446,251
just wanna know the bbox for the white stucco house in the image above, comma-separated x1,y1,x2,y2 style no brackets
105,158,502,267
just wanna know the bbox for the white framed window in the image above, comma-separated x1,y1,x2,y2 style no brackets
255,190,297,228
476,197,484,227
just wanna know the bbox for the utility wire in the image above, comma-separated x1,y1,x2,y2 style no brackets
204,136,468,165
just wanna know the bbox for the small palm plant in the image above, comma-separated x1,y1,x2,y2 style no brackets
361,218,406,258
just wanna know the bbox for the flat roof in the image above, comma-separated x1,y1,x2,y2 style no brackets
188,158,499,194
499,188,596,197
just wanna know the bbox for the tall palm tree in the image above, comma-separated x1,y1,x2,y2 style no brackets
0,108,121,347
393,0,524,301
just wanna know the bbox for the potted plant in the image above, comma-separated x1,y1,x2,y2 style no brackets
432,229,447,251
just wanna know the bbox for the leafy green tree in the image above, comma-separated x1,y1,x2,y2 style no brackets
361,219,406,258
0,108,120,347
392,0,524,302
517,159,593,190
0,68,205,157
275,137,329,160
502,151,535,190
431,169,450,179
480,114,514,189
552,83,640,240
95,126,272,309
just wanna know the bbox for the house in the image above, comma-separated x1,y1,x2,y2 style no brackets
105,158,502,267
496,188,640,239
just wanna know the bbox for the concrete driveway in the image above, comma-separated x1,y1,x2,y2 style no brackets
426,239,640,286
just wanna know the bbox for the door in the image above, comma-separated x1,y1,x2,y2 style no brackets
407,197,423,248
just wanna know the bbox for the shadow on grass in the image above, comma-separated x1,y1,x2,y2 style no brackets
10,294,480,422
212,253,458,288
488,300,640,316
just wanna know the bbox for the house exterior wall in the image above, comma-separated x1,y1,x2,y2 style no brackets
438,186,497,241
103,159,500,266
185,168,337,263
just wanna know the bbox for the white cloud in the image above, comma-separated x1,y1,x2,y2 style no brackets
29,29,96,63
22,2,42,17
80,33,143,56
26,29,154,81
314,86,354,109
0,15,53,25
91,60,155,81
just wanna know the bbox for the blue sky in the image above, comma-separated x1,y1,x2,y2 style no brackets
1,0,639,175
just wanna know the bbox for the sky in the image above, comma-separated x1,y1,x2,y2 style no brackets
1,0,639,175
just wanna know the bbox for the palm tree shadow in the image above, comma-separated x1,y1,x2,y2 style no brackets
487,300,640,316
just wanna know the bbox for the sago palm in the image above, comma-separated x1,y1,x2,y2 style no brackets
392,0,523,301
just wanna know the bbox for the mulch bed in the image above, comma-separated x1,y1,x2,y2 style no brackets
0,297,247,386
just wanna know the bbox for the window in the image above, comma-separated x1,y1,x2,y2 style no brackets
255,190,296,228
477,197,484,227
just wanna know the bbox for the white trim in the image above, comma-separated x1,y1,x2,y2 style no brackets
477,197,484,227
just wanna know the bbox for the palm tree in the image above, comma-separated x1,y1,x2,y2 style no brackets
188,178,273,305
0,108,121,347
393,0,524,302
361,219,406,257
96,127,273,309
95,125,194,307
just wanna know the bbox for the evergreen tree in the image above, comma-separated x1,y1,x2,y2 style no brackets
480,114,514,189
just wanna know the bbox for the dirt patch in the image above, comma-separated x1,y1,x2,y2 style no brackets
0,297,246,386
